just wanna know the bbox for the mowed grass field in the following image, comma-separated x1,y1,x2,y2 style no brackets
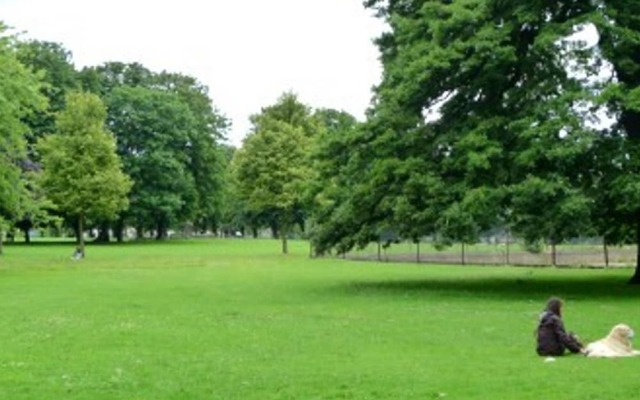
1,239,639,399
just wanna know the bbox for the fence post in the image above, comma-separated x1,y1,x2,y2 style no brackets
461,242,466,265
506,229,511,265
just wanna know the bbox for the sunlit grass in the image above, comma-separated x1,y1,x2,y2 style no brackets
0,239,639,399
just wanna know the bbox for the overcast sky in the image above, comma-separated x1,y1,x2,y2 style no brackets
1,0,386,146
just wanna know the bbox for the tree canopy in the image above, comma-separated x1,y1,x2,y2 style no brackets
308,1,640,281
232,93,316,253
16,39,79,149
37,91,132,255
0,24,47,253
79,62,229,239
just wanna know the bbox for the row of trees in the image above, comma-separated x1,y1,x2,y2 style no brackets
228,1,640,284
0,22,356,258
3,1,640,283
0,24,230,254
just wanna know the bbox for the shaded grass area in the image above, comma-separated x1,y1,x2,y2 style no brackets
342,272,636,300
0,239,639,399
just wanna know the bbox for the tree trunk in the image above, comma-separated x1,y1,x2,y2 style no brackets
114,218,124,242
24,230,30,244
156,220,168,240
73,221,81,244
156,224,169,240
603,239,609,269
281,226,288,254
0,227,4,255
461,242,466,265
16,218,33,244
96,222,110,243
78,214,86,257
506,229,511,265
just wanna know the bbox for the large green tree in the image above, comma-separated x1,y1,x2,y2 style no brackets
106,85,198,239
154,72,229,233
233,121,312,254
591,1,640,282
306,108,363,253
313,1,615,258
15,39,79,242
233,93,316,253
80,62,228,239
0,23,46,253
37,91,132,256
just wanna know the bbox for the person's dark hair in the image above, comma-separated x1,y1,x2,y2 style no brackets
545,297,563,317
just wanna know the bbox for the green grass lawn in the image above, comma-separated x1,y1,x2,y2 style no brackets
1,239,639,399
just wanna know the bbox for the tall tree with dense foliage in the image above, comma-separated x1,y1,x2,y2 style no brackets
0,23,47,253
318,1,568,251
313,1,639,262
37,91,132,256
106,85,198,239
233,93,315,253
14,39,79,242
155,72,229,233
80,62,228,239
590,0,640,282
306,108,362,253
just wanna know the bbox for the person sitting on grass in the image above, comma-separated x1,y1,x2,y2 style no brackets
536,297,584,356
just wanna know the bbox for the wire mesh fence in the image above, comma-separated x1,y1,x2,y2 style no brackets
342,237,637,268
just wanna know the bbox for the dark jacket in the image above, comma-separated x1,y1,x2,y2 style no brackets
536,310,583,356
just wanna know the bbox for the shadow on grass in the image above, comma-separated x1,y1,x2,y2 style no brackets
339,274,640,301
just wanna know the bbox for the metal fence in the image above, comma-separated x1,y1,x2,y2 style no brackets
342,238,637,268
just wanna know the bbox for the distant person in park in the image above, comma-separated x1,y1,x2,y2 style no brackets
72,246,84,260
536,297,584,356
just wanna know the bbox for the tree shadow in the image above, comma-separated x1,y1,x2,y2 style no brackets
337,274,640,301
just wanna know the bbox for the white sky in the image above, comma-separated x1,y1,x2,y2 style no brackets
1,0,386,146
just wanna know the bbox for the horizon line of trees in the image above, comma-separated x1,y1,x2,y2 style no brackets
0,24,233,253
0,22,360,257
